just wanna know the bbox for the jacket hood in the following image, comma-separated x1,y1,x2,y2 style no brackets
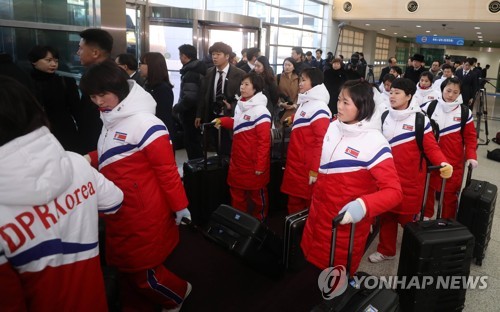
0,127,73,206
236,92,268,113
388,96,420,121
438,94,464,113
180,59,207,76
101,80,157,128
298,83,330,106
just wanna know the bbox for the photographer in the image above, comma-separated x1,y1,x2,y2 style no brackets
344,52,365,80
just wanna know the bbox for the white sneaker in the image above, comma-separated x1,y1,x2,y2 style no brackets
162,282,192,312
368,252,395,263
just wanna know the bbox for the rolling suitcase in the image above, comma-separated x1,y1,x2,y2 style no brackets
283,209,308,270
457,165,497,265
268,124,289,212
183,123,230,225
312,213,400,312
206,204,284,277
397,166,475,312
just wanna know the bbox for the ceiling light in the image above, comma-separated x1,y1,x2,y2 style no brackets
474,26,481,29
477,32,482,34
490,41,493,43
479,39,483,41
365,23,370,26
416,25,421,28
425,30,431,33
478,36,483,38
403,35,407,38
381,28,386,31
433,34,437,36
394,32,398,35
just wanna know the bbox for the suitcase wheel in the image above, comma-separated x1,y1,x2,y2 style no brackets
476,258,483,266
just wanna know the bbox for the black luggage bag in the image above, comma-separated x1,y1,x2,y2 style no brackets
206,204,284,277
397,166,475,312
283,209,308,270
312,213,400,312
183,123,230,225
457,164,497,265
268,125,289,212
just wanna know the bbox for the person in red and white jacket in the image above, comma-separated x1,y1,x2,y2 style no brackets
414,71,440,107
281,67,331,214
301,80,403,274
214,72,271,221
422,77,477,219
80,61,191,312
368,78,452,263
0,76,124,312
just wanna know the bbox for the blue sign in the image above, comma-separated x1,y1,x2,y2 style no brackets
416,35,465,46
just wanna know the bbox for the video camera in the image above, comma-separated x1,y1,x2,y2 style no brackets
213,94,228,115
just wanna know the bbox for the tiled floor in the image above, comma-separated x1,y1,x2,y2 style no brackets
174,94,500,311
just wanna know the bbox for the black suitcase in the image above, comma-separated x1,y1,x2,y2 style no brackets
268,125,289,212
283,209,308,270
457,165,497,265
397,166,475,312
206,204,284,277
312,213,400,312
183,123,230,225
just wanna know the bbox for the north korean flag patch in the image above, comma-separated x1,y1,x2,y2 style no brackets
345,147,360,158
300,111,306,117
403,124,414,131
114,131,127,142
453,116,461,122
244,114,251,121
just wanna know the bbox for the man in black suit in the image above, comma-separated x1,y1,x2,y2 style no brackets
239,47,260,73
455,57,479,108
195,42,245,155
403,53,426,85
378,56,397,84
115,53,145,87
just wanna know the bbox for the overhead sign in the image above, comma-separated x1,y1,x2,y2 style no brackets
416,35,465,46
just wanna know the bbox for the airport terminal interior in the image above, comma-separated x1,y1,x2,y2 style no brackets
1,0,499,311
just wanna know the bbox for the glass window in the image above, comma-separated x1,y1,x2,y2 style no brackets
302,16,322,31
279,8,300,27
302,31,321,48
270,7,279,24
303,0,323,16
149,0,203,9
278,27,301,46
279,0,303,12
248,1,269,23
207,0,245,14
0,0,91,26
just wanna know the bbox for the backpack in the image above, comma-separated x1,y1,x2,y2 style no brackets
381,110,430,168
487,149,500,162
425,99,468,145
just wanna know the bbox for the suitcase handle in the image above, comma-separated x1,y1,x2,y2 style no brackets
419,165,447,221
329,212,356,278
201,122,222,169
465,163,473,187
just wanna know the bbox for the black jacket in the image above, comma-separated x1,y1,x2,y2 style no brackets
31,69,83,153
174,59,207,117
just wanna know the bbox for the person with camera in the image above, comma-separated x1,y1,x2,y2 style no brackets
195,42,245,155
344,52,364,80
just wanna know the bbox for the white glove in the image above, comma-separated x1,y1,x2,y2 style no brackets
338,200,367,225
211,118,221,129
466,159,478,169
175,208,191,225
83,154,91,163
308,171,318,185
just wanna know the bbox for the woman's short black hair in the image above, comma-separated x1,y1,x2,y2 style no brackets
300,67,324,88
391,78,417,96
440,77,462,93
80,60,130,102
0,75,48,146
340,79,375,122
27,45,59,64
241,71,264,94
419,71,434,83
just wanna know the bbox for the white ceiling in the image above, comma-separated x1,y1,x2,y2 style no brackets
345,20,500,48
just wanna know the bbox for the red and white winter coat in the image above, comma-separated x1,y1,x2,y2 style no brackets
421,95,477,191
0,127,123,311
414,83,440,107
382,100,447,215
301,117,403,273
88,81,188,272
220,92,271,190
281,83,331,199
